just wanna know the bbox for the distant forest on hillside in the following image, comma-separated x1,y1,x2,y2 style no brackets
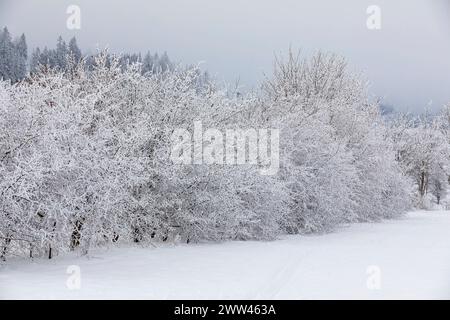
0,27,209,83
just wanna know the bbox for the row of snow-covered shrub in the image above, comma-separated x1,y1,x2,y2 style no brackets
0,50,442,260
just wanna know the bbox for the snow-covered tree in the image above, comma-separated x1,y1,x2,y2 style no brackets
0,27,14,81
13,34,28,80
389,110,449,207
261,50,411,231
68,37,82,63
55,36,68,70
0,28,28,82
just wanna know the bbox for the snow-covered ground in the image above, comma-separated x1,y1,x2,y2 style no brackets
1,210,449,300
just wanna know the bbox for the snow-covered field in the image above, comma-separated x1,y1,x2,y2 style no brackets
1,210,449,300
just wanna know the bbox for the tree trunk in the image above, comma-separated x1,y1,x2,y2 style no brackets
70,218,84,250
48,221,57,259
1,236,11,261
419,171,427,197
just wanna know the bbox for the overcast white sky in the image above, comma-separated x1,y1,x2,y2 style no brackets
1,0,449,112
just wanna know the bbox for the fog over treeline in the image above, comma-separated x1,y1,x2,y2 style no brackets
1,0,450,113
